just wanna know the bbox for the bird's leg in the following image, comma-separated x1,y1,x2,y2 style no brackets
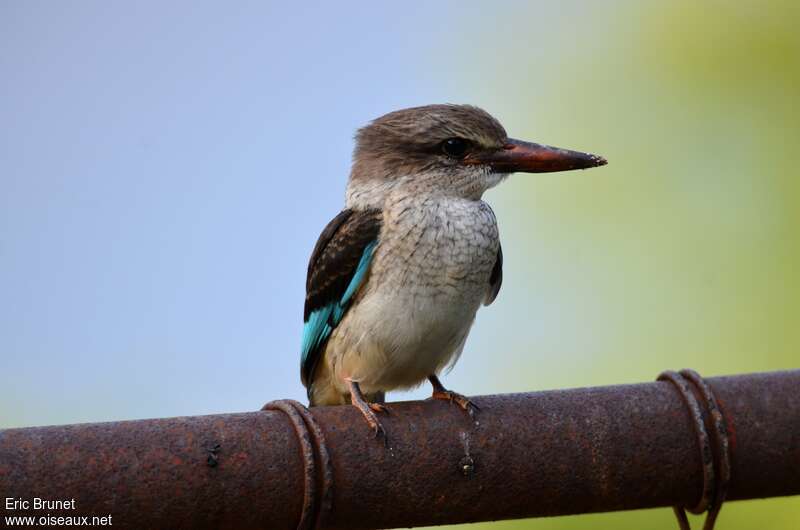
428,374,479,417
345,378,388,439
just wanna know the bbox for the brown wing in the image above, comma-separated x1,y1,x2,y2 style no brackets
301,208,382,387
484,243,503,305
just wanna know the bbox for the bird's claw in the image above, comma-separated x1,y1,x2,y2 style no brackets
361,407,388,445
372,422,387,444
432,390,480,418
369,402,390,414
346,379,390,445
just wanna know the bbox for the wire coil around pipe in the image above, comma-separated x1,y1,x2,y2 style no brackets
262,399,334,530
658,369,731,530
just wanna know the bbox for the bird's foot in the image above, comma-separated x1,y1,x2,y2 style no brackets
346,379,389,442
353,402,388,440
428,375,479,418
431,389,480,417
369,402,390,414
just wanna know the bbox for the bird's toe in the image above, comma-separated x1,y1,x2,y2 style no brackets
432,389,479,417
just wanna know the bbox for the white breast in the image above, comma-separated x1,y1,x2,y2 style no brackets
326,194,499,394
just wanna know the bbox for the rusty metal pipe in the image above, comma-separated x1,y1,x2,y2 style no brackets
1,370,798,529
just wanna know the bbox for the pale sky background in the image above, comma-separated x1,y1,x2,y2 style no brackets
2,2,798,529
2,1,494,425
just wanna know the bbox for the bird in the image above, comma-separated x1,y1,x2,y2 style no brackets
300,104,606,437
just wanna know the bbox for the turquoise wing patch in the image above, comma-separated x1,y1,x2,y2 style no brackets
301,240,377,379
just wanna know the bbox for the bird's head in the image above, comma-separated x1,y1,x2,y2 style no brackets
346,104,606,208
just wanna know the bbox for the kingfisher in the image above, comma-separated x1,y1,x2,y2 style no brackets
301,104,606,437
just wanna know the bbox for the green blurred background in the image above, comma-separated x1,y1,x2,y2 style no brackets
440,1,800,528
2,1,798,528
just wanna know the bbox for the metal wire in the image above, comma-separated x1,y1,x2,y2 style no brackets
263,399,334,530
658,370,732,530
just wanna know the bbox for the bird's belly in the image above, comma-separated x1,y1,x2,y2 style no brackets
330,287,481,392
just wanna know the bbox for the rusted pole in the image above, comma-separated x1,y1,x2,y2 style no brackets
1,370,798,529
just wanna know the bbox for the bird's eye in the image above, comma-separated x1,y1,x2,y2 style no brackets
441,138,471,159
